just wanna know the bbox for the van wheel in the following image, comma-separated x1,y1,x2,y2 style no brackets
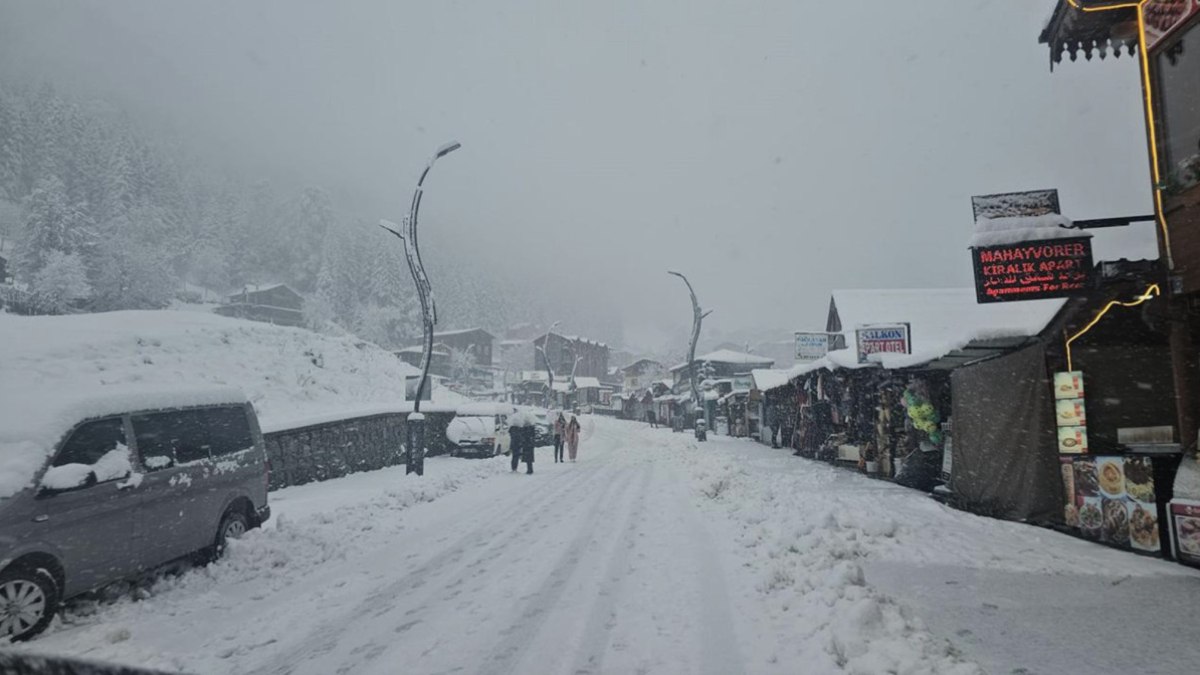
0,567,59,641
214,509,249,560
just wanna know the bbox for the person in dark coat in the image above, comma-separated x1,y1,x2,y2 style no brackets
520,425,536,473
509,412,536,474
553,413,566,463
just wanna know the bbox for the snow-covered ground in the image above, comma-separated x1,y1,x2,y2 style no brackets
0,310,466,433
13,417,1200,674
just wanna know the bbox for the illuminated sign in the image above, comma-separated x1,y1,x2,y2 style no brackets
971,237,1093,303
1145,0,1200,50
794,332,833,362
855,324,911,364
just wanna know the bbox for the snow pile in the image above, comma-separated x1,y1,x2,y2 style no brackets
640,425,1188,673
41,444,133,491
0,309,474,428
35,455,509,670
969,213,1083,248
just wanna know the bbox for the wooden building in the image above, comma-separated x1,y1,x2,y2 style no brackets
215,283,305,327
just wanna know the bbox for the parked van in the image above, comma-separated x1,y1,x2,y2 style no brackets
0,386,270,641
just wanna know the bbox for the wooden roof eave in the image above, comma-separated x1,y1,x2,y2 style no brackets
1039,1,1139,70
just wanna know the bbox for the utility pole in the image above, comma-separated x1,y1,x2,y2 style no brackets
381,140,461,476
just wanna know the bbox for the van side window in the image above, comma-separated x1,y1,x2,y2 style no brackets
133,406,253,468
205,407,254,457
133,410,211,466
53,418,127,468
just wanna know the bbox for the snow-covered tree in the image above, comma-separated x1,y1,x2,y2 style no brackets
15,174,93,279
30,250,91,314
447,345,478,384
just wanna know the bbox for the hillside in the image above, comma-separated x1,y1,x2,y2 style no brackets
0,310,463,432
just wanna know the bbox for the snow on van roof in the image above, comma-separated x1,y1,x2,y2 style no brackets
0,384,248,501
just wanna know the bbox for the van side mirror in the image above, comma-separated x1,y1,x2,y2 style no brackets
38,468,97,496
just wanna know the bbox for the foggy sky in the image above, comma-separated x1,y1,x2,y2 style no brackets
0,0,1158,353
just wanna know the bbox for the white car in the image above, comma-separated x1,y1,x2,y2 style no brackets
446,403,515,457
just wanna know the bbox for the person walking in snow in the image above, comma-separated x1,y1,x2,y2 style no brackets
509,413,536,474
565,415,581,462
553,412,566,463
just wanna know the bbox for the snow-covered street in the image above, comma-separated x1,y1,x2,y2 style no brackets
13,416,1197,674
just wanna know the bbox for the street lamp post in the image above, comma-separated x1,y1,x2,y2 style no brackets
668,270,712,424
381,140,461,477
536,320,561,408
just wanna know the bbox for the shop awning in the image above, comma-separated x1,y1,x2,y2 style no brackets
1039,1,1139,69
902,336,1037,371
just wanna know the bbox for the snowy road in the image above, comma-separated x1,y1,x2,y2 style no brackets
17,417,1200,674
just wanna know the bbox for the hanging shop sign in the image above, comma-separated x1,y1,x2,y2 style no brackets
855,324,911,364
1054,370,1089,453
971,237,1093,303
1053,371,1085,400
1144,0,1200,50
794,331,833,362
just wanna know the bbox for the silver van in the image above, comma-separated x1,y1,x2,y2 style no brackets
0,389,270,641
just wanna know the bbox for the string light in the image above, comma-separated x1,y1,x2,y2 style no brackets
1065,283,1161,370
1062,0,1175,268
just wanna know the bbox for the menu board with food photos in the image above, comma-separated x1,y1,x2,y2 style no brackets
1067,455,1160,554
1053,371,1088,453
1170,501,1200,566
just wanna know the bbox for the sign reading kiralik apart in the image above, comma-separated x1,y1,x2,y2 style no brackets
969,189,1093,304
855,324,911,364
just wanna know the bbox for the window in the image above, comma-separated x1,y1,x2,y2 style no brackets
204,406,254,457
53,418,127,468
132,406,252,468
1157,20,1200,195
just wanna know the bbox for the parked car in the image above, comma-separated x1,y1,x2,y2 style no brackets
445,415,510,457
0,386,271,641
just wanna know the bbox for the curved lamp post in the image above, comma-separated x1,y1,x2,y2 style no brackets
668,270,712,418
381,140,461,476
535,320,561,408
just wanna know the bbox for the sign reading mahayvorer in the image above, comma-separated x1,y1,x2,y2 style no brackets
855,324,911,364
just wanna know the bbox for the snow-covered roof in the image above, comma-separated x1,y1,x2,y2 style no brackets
620,358,663,373
228,283,296,298
573,377,601,389
434,327,495,339
751,369,791,392
749,287,1068,394
669,349,775,371
0,384,249,500
396,345,451,356
830,288,1064,369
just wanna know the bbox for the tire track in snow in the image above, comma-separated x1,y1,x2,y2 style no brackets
249,464,599,675
568,463,654,675
475,465,643,675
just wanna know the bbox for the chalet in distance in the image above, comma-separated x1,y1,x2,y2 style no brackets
214,283,305,327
